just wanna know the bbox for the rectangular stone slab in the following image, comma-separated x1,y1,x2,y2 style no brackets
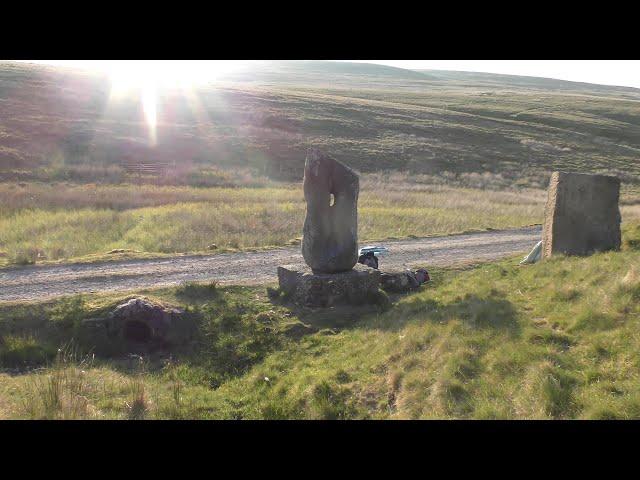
542,171,621,258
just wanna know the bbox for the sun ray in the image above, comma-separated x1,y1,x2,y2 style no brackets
101,61,251,148
141,82,157,146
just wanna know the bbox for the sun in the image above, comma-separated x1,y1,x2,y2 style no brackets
104,61,249,146
18,61,258,146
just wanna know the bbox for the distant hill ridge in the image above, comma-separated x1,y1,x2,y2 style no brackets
417,69,640,95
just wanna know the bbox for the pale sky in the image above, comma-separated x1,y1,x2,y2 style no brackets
347,60,640,89
12,60,640,90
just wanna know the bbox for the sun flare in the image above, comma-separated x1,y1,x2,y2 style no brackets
103,61,249,146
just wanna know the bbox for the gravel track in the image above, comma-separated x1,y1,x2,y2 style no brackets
0,226,541,303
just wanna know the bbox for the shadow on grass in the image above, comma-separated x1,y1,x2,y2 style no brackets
361,288,522,337
174,281,219,303
269,283,521,338
283,303,383,331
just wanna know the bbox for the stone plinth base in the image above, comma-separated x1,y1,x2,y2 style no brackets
542,172,621,258
277,263,381,308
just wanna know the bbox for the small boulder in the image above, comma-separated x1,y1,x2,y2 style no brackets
108,297,186,343
82,297,193,348
380,270,429,293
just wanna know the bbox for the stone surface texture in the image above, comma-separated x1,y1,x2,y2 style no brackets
542,171,621,258
380,271,422,293
82,297,188,345
302,149,359,273
277,263,380,308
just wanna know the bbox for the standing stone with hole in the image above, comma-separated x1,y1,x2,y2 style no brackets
542,171,621,258
277,149,382,308
302,148,359,273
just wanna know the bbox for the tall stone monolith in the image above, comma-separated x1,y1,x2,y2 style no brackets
542,171,621,258
302,149,359,273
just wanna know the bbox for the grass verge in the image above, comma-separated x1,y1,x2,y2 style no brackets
1,224,639,419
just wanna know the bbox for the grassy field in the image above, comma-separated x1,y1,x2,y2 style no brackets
2,61,639,419
1,223,639,419
0,179,553,265
2,60,638,265
2,178,638,266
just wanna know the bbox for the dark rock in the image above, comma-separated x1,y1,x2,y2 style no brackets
111,298,185,343
278,263,380,308
542,172,621,258
380,270,427,293
302,149,359,273
82,297,192,346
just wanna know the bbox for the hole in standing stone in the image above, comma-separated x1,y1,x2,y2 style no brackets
123,320,153,343
329,193,335,207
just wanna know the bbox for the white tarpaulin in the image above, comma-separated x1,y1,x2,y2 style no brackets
520,240,542,264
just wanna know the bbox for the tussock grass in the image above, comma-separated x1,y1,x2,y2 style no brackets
17,346,97,419
1,226,639,419
125,357,149,420
0,183,298,214
3,179,638,265
0,180,545,264
2,180,638,266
